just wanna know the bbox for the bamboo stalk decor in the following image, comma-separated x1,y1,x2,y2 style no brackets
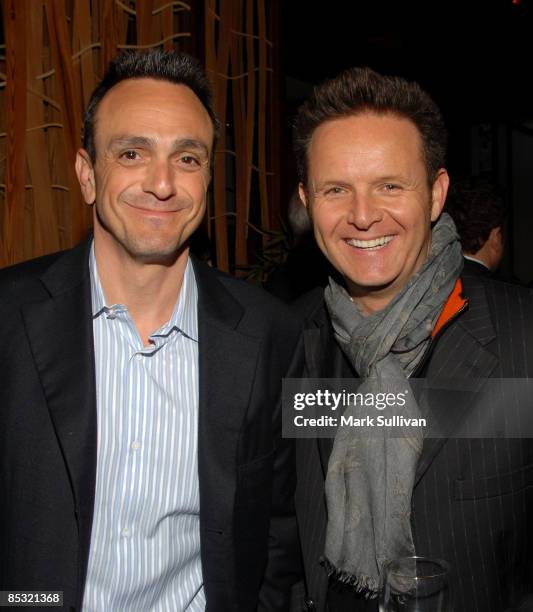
0,0,281,274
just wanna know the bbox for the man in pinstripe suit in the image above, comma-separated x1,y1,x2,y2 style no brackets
290,67,533,611
0,51,301,611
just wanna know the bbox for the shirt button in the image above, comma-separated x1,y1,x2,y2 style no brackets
135,353,142,361
131,440,140,451
121,527,130,538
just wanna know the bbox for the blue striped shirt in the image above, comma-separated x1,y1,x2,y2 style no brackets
83,244,205,611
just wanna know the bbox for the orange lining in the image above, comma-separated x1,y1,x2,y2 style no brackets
431,278,467,339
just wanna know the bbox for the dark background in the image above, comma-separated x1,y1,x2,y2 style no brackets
281,0,533,176
278,0,533,282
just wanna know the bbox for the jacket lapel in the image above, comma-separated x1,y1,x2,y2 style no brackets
415,274,499,485
299,304,354,608
192,259,261,597
20,240,97,594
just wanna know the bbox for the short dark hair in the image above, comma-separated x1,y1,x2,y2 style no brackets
293,66,447,187
83,50,220,163
445,176,506,253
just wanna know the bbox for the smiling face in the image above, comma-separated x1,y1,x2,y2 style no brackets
76,77,214,264
300,112,448,313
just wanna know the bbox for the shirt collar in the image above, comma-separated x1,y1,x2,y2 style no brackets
463,254,490,270
89,243,108,318
89,241,198,342
157,257,198,342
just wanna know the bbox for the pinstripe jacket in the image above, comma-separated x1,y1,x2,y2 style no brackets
292,268,533,612
0,239,302,612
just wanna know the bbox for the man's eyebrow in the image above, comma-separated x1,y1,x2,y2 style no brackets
374,174,409,182
313,180,352,190
372,174,417,187
108,136,155,150
172,138,209,157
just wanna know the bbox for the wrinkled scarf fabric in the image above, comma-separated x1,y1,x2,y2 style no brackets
323,213,463,596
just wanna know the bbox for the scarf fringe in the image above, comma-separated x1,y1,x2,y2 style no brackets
322,557,380,599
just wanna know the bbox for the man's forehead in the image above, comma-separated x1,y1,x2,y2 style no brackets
307,112,428,182
100,76,196,102
93,78,214,147
97,79,206,119
311,112,423,148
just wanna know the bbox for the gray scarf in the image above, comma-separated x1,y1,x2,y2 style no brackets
323,213,463,596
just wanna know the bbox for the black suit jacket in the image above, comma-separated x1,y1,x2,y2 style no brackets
0,239,303,611
292,269,533,612
463,256,491,277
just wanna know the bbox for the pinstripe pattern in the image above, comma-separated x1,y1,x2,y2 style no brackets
292,272,533,612
83,245,205,612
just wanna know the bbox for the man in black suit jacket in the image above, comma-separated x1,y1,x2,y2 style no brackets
290,67,533,611
0,51,301,611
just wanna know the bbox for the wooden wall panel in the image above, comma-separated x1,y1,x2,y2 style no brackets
2,0,26,264
26,2,58,255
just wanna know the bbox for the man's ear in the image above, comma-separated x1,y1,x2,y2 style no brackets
430,168,450,222
489,226,503,246
488,226,504,256
298,182,311,218
486,226,504,270
75,149,96,205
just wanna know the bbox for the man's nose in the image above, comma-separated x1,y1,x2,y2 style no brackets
346,192,383,229
142,159,176,200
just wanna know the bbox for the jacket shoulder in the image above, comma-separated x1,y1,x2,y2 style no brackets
0,250,66,307
459,274,533,366
467,274,533,319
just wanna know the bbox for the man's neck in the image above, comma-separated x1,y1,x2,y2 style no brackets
94,238,189,346
351,294,390,315
347,282,398,315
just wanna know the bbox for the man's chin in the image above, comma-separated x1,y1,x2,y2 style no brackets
344,274,400,298
345,272,394,287
124,238,188,266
